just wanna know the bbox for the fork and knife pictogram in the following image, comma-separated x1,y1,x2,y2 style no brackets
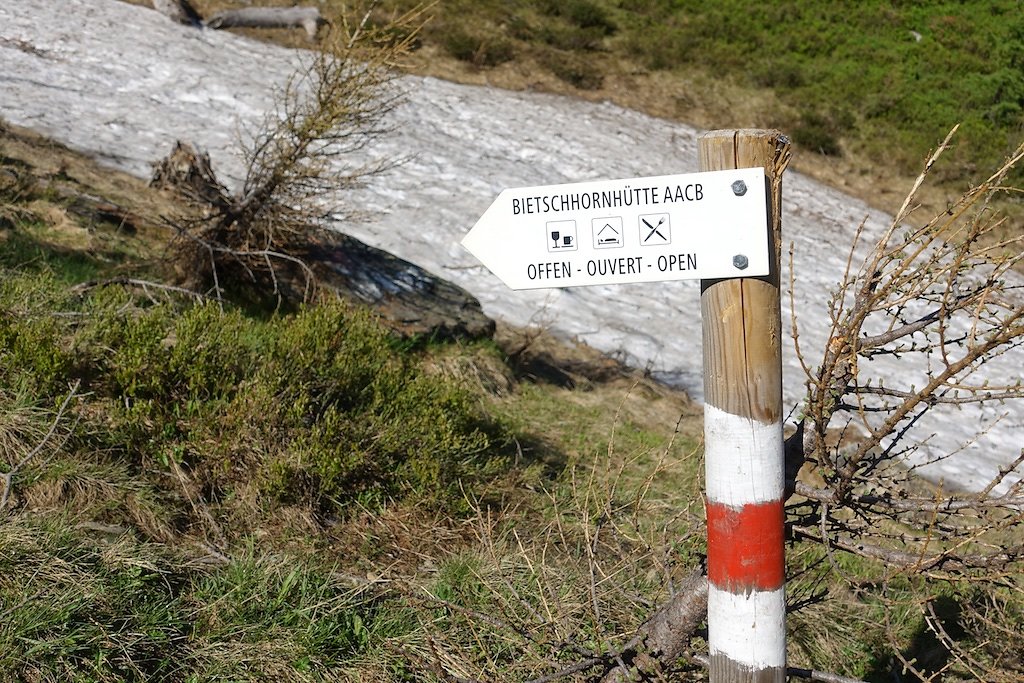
642,216,666,242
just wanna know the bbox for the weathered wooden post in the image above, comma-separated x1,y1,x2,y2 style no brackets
699,129,790,683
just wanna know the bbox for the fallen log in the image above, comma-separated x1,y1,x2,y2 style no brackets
204,7,328,40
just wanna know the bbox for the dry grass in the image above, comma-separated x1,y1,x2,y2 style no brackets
389,406,707,681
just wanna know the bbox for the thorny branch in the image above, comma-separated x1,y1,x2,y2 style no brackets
786,130,1024,680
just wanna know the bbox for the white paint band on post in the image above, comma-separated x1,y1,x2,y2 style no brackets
707,585,787,669
704,404,784,505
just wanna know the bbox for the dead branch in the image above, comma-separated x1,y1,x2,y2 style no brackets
599,565,709,682
793,481,1024,513
204,7,328,41
786,664,869,683
796,133,1024,476
69,276,209,302
791,525,1021,575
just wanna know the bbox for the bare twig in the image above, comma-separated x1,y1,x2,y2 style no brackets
69,276,209,301
787,664,870,683
792,525,1020,575
782,131,1024,680
794,481,1024,512
1,380,80,510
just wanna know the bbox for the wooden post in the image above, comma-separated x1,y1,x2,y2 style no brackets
699,129,790,683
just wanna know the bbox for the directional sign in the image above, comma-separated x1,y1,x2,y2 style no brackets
461,168,769,290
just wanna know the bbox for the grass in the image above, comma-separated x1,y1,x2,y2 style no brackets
0,517,390,682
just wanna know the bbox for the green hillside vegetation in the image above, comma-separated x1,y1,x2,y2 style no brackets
124,0,1024,215
619,1,1024,174
378,0,1024,218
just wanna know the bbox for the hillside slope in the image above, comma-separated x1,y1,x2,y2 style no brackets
1,0,1021,492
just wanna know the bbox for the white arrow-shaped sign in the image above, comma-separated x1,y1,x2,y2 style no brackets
462,168,770,290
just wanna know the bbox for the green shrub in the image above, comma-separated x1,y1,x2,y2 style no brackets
259,305,503,510
793,110,843,156
92,296,507,511
506,14,534,41
616,0,1024,176
262,303,395,414
541,51,605,90
0,272,76,396
622,22,691,72
442,28,517,67
537,23,608,52
751,59,806,89
2,269,509,514
538,0,616,35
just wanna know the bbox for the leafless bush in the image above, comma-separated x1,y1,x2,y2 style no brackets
159,3,425,302
786,128,1024,680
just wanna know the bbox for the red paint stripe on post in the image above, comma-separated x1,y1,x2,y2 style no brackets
706,499,785,591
